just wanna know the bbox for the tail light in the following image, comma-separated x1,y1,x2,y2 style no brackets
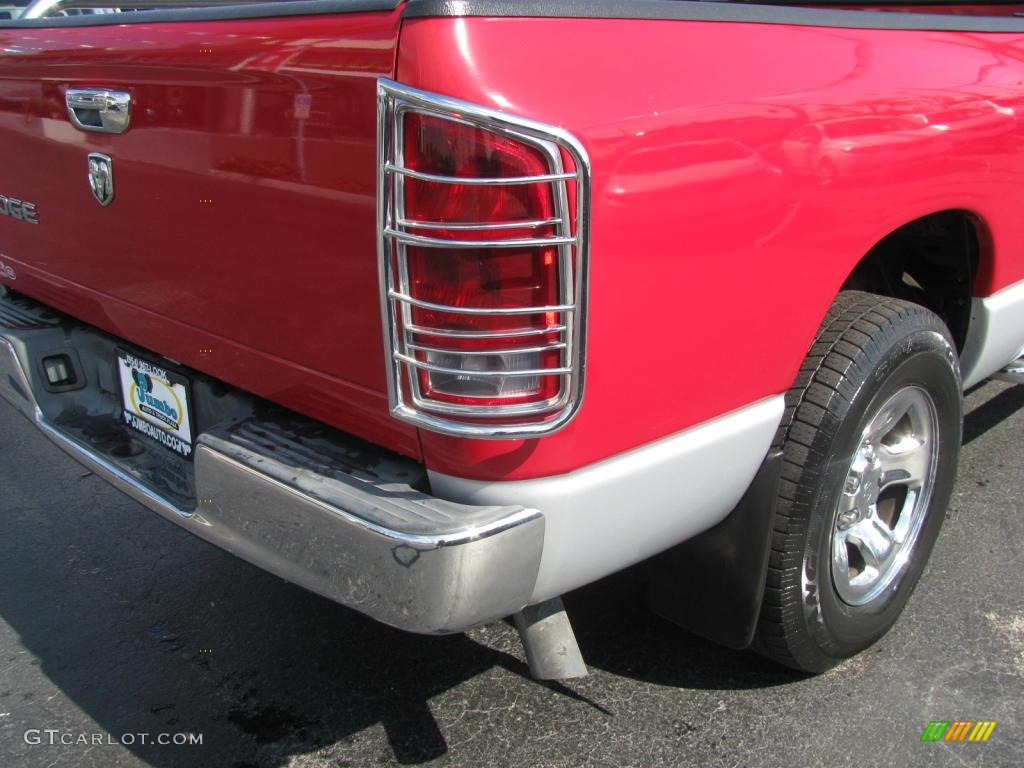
377,79,589,437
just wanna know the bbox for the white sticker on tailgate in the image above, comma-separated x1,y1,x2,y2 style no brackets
117,351,194,458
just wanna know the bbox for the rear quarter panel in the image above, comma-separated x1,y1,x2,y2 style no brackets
398,16,1024,480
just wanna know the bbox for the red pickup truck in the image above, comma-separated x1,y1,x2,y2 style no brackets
2,0,1023,679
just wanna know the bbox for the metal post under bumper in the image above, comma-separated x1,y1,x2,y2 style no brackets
513,597,587,680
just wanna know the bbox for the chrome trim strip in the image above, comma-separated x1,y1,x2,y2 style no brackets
25,0,271,17
412,387,570,418
405,322,567,339
384,163,575,185
404,340,567,356
401,0,1024,34
394,352,572,377
388,290,574,315
7,0,400,28
389,402,574,438
384,228,576,249
397,217,561,231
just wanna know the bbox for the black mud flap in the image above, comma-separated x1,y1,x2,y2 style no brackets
646,448,783,649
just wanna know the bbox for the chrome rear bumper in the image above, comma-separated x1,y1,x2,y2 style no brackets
0,292,543,633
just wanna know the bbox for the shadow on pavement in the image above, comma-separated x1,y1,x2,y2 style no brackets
962,381,1024,444
0,511,795,767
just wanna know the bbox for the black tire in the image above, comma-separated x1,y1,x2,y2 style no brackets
753,291,962,673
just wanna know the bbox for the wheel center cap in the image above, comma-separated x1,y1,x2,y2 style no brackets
839,448,882,528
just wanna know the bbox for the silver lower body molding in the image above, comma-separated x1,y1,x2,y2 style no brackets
431,395,785,604
961,279,1024,389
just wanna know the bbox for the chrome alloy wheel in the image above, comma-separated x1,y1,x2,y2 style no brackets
831,386,940,606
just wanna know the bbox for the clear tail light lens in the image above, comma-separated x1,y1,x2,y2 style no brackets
377,79,589,438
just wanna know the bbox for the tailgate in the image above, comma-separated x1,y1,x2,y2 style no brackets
0,1,419,457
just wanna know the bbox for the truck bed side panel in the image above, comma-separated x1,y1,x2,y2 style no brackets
398,16,1024,479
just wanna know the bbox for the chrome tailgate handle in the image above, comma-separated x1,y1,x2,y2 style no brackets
66,89,131,134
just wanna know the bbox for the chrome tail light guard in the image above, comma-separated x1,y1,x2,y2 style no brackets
376,78,591,438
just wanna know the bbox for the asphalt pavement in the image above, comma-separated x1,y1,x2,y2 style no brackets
1,380,1022,768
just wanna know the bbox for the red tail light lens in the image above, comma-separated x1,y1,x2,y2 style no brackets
403,113,557,234
378,80,589,437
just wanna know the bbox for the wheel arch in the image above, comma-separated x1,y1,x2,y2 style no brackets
838,208,992,354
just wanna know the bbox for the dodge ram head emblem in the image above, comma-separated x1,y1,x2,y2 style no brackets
87,153,114,206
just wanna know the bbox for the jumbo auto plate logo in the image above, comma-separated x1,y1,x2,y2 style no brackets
118,354,193,457
130,369,182,430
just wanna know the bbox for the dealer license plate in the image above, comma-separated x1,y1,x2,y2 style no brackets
117,351,195,458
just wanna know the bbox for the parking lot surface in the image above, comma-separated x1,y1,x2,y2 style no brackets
1,380,1022,767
